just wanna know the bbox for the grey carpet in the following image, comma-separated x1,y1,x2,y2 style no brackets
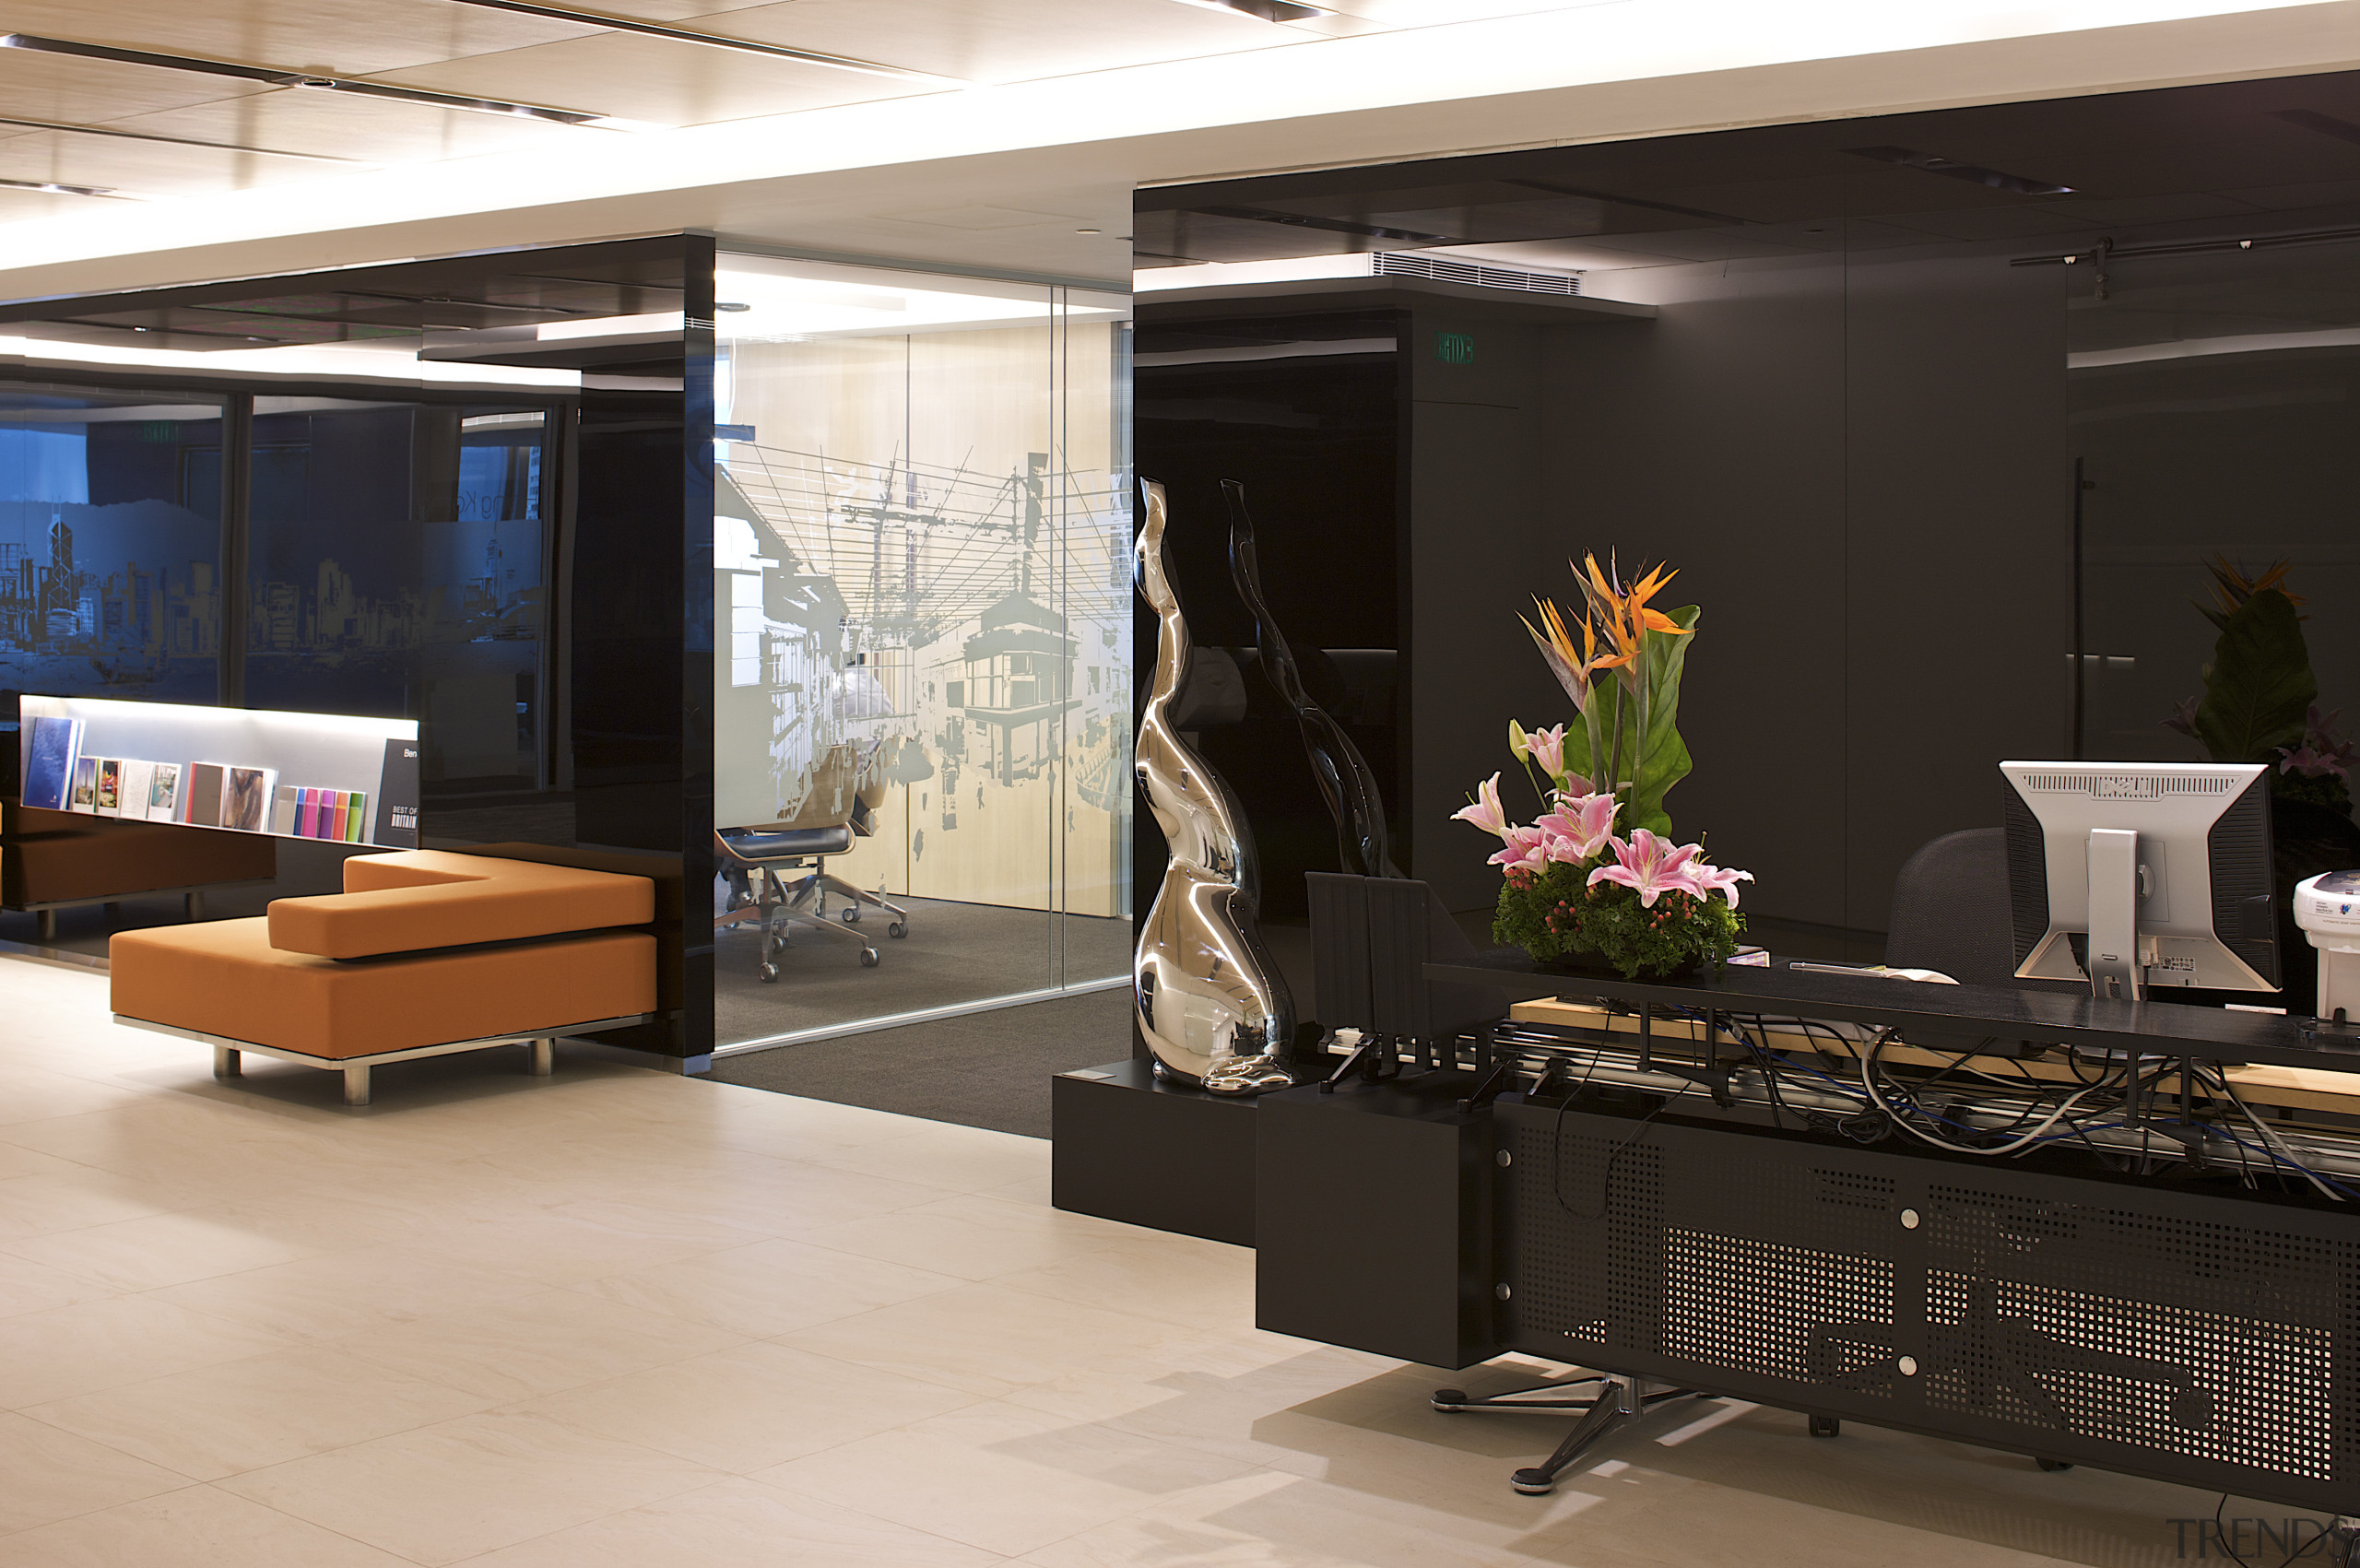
706,986,1135,1138
714,890,1131,1047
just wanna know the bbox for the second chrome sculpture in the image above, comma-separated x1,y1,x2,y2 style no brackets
1133,479,1296,1094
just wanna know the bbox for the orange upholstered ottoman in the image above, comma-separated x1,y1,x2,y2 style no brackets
109,852,659,1105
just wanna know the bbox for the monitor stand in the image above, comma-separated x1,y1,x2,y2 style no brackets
2087,826,2142,1003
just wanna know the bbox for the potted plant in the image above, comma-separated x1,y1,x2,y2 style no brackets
1453,554,1750,980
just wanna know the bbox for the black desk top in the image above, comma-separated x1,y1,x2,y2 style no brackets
1424,949,2360,1075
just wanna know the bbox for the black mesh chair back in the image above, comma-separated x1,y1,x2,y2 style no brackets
1884,827,2024,987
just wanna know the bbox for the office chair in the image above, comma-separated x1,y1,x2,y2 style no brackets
1883,827,2020,984
715,742,908,980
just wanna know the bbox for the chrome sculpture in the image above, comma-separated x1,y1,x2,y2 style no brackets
1223,478,1403,880
1134,479,1296,1093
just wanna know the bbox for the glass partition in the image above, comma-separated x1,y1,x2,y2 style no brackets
712,253,1131,1047
0,383,226,707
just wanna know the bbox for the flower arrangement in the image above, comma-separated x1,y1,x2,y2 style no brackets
1455,554,1752,979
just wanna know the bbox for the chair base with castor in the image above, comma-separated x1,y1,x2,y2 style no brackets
1432,1371,1705,1494
715,826,907,980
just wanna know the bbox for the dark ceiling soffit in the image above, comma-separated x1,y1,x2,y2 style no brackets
0,114,366,164
2273,108,2360,147
1191,205,1461,245
1847,145,2074,197
1504,180,1750,226
0,235,693,326
435,0,951,80
0,34,618,126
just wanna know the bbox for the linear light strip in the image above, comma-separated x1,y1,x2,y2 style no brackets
0,114,366,164
0,34,627,128
708,973,1131,1055
435,0,953,82
0,177,136,200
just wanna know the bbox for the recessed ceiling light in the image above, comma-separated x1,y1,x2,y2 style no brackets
716,301,751,312
1076,228,1102,234
1169,0,1334,21
0,33,638,129
1847,145,2072,197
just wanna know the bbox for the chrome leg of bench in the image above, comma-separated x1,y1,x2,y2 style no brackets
35,909,54,943
212,1045,241,1079
343,1064,372,1107
185,890,206,922
529,1037,554,1077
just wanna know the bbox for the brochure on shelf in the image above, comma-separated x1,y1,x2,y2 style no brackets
15,697,419,849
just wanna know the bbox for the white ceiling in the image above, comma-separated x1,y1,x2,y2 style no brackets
0,0,1599,207
0,0,2356,303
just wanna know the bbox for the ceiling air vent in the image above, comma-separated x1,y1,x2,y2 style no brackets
1372,253,1578,295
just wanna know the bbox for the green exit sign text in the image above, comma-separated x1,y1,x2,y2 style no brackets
1433,331,1476,365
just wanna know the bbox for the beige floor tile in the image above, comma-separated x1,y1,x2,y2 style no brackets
0,1408,188,1533
0,1250,119,1319
25,1342,496,1481
1004,1338,1423,1478
1,1208,318,1291
218,1409,726,1566
0,1482,419,1567
808,1118,1054,1194
791,1192,1151,1283
0,1293,296,1409
575,1236,964,1338
142,1242,552,1342
459,1476,1006,1567
392,1201,768,1287
515,1338,981,1472
336,1288,749,1403
1011,1468,1557,1568
755,1397,1261,1558
0,1067,150,1127
993,1230,1256,1326
0,1142,95,1181
778,1280,1212,1399
0,1167,202,1242
615,1161,959,1237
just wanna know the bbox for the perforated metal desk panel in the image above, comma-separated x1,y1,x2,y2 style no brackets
1498,1096,2358,1511
1424,954,2360,1513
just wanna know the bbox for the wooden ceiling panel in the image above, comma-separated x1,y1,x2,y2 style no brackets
364,34,908,127
0,50,266,124
0,127,332,196
665,0,1293,84
107,89,577,165
0,0,596,77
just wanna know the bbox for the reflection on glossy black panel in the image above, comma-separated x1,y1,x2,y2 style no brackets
573,398,684,854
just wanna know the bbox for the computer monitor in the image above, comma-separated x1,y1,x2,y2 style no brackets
2000,760,2279,1001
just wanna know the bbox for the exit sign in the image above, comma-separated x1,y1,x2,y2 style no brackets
1434,331,1476,365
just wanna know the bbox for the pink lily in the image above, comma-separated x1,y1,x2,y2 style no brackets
1519,724,1567,783
1488,823,1550,874
1688,861,1754,908
1587,829,1706,908
1452,772,1507,838
1536,791,1619,863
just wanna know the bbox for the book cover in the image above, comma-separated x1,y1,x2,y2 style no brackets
372,737,419,848
185,762,225,829
118,760,156,825
67,755,98,813
296,787,317,839
344,791,368,843
330,792,350,843
148,761,180,822
93,759,121,816
21,716,81,811
223,766,274,833
271,785,299,837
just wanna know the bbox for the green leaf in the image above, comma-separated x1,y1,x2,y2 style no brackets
2193,589,2315,765
1554,606,1699,837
